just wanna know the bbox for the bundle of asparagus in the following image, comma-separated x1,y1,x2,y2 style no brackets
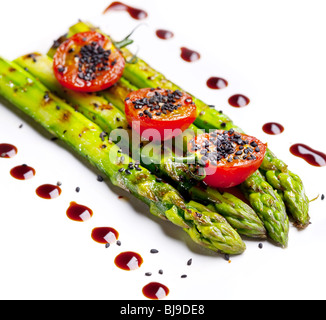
0,20,310,254
0,57,246,255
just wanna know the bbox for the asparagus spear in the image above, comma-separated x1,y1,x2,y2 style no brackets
0,57,246,255
65,21,309,228
15,53,267,239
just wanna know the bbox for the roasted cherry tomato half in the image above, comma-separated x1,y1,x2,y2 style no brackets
53,31,125,92
125,88,197,141
188,129,267,188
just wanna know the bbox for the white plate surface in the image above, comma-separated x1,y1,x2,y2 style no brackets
0,0,326,300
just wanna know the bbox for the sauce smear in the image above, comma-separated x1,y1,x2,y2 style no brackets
142,282,170,300
0,143,17,158
66,202,93,222
207,77,228,90
114,252,143,271
91,227,119,244
262,122,284,135
103,1,148,20
180,47,200,62
290,144,326,167
228,94,250,108
36,184,61,199
10,165,35,180
156,29,174,40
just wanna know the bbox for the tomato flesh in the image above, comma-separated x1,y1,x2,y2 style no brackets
125,88,197,141
53,31,125,92
188,130,267,188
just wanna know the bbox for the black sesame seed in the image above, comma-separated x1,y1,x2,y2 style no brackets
97,175,104,182
181,275,188,279
145,272,152,277
150,249,159,254
158,270,164,275
105,243,110,249
187,259,193,266
259,243,264,249
322,194,325,201
116,240,122,246
75,187,80,193
125,169,132,175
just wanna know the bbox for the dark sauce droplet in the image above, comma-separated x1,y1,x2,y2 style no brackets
180,47,201,62
36,184,61,199
91,227,119,244
103,1,148,20
262,122,284,135
10,165,35,180
156,29,174,40
0,143,18,158
142,282,170,300
228,94,250,108
207,77,228,90
114,252,143,271
290,144,326,167
66,202,93,222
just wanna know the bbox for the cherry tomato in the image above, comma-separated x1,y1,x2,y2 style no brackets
188,130,267,188
53,31,125,92
125,88,197,141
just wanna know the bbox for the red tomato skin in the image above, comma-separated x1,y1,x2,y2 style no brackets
125,88,197,141
190,131,267,188
53,31,125,92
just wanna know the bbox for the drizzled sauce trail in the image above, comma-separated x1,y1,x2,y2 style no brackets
114,252,143,271
180,47,201,62
142,282,170,300
228,94,250,108
290,144,326,167
91,227,119,244
0,143,17,158
36,184,61,199
156,29,174,40
103,2,148,20
66,202,93,222
207,77,228,90
262,122,284,135
10,165,35,180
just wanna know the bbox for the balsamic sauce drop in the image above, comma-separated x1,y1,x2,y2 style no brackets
180,47,201,62
114,252,143,271
91,227,119,244
228,94,250,108
290,144,326,167
207,77,228,90
66,202,93,222
36,184,61,199
103,1,148,20
10,165,35,180
142,282,170,300
0,143,18,158
262,122,285,135
156,29,174,40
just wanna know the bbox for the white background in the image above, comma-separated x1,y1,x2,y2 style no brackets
0,0,326,300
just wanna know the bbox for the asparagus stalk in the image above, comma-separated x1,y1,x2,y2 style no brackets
65,21,309,229
16,53,267,240
0,57,246,255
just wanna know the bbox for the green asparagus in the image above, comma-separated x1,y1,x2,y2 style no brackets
65,21,309,229
0,57,246,255
15,53,267,240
